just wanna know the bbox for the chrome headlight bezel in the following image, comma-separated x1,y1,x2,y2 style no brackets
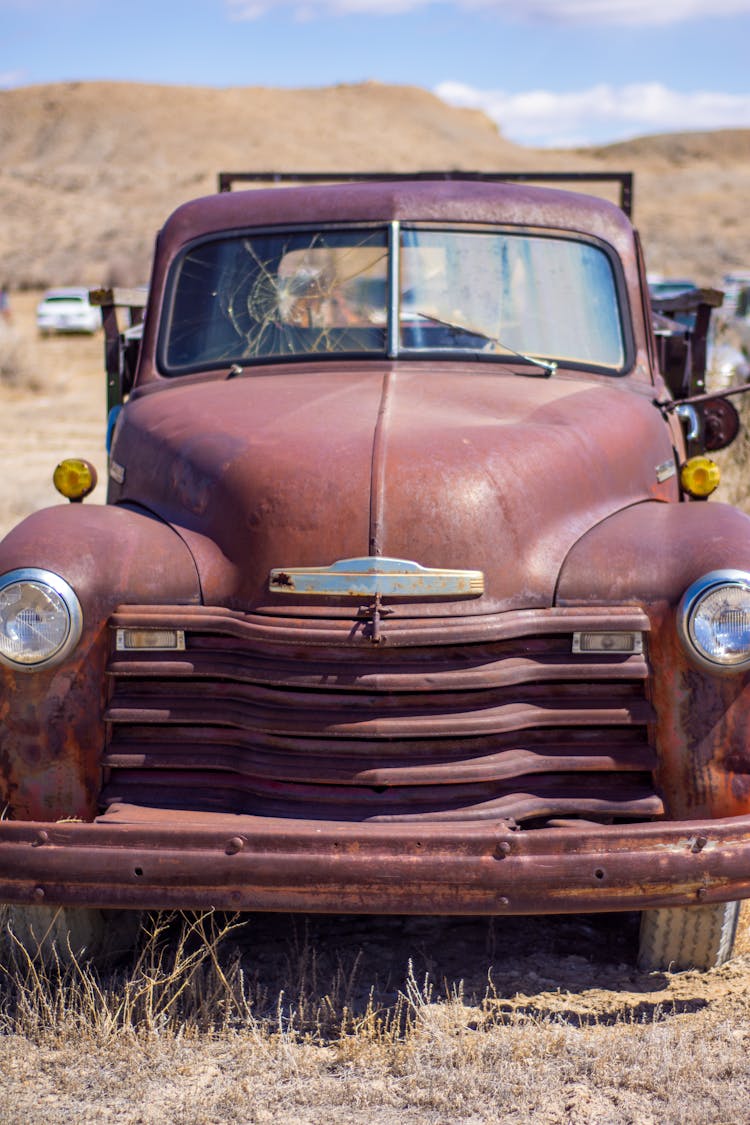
0,568,83,672
678,569,750,674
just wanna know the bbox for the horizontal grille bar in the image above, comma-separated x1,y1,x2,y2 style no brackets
101,770,662,824
108,649,647,690
104,728,655,786
110,603,650,648
107,693,651,738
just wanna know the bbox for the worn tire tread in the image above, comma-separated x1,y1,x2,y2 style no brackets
3,905,140,965
638,901,740,972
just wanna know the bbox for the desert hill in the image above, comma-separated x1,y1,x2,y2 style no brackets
1,80,749,288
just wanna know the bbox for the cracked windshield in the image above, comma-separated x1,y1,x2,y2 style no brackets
164,227,625,373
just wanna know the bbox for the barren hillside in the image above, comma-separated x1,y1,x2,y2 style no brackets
2,81,749,288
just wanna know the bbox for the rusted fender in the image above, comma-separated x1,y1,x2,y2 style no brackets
557,500,750,605
1,806,750,915
0,504,201,821
557,500,750,820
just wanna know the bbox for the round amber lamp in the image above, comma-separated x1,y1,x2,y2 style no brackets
680,456,721,499
53,459,98,502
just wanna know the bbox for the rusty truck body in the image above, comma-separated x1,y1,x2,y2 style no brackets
2,172,750,970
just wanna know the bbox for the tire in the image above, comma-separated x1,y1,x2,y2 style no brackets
3,905,141,966
638,900,740,972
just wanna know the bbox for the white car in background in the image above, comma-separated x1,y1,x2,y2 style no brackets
36,287,101,335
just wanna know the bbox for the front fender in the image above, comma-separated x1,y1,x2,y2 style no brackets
0,503,201,821
557,501,750,820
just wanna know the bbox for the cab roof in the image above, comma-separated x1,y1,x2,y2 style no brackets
159,178,636,257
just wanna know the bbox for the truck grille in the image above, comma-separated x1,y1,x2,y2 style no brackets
102,605,661,826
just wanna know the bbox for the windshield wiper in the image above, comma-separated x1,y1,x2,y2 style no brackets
414,312,558,378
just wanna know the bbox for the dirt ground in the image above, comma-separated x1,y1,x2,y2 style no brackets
2,292,750,1121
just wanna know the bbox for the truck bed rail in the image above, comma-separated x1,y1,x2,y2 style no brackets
217,171,635,217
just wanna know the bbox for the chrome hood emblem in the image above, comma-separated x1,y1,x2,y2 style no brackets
269,556,484,598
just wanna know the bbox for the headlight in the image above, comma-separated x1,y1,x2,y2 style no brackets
0,569,83,671
679,570,750,673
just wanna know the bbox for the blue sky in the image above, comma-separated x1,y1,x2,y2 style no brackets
2,0,750,146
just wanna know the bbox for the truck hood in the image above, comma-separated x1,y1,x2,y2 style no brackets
111,364,675,614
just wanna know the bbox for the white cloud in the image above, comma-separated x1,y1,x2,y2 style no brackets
475,0,750,25
436,80,750,146
226,0,430,16
0,70,26,87
226,0,750,24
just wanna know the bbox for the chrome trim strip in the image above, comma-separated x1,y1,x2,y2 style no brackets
269,556,484,598
387,220,400,359
655,459,676,483
109,460,126,484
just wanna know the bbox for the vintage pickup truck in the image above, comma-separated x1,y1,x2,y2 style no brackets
2,171,750,971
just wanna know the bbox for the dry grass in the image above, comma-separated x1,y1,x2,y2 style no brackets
0,909,749,1123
